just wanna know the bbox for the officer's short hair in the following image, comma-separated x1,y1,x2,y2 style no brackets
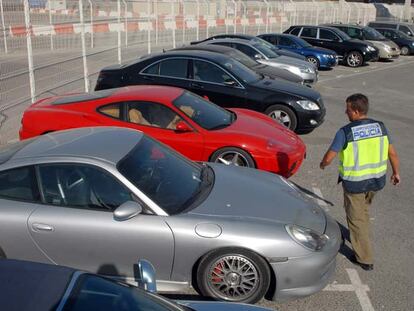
346,93,369,114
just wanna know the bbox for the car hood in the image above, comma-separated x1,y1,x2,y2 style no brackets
367,40,398,49
276,48,307,60
264,55,314,70
251,63,303,83
178,301,273,311
250,77,321,102
304,46,336,55
189,164,326,233
224,108,305,150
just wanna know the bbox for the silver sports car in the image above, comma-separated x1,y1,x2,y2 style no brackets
0,127,341,304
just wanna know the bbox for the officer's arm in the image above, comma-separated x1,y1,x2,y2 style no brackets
320,150,338,169
388,144,400,185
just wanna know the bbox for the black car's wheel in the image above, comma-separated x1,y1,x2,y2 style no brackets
210,147,255,168
400,46,410,56
265,104,297,131
197,248,271,303
346,51,363,67
306,56,320,68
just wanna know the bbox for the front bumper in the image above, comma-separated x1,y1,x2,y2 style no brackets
362,49,379,62
378,48,400,59
319,55,338,68
294,101,326,132
269,215,341,301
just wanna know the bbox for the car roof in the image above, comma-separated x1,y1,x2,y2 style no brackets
369,21,412,26
174,44,238,55
324,23,365,29
0,259,76,311
203,38,258,45
2,127,143,165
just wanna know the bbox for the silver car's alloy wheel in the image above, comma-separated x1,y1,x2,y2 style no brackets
268,109,292,128
401,46,409,56
214,151,250,167
307,56,319,68
346,51,363,67
208,255,259,301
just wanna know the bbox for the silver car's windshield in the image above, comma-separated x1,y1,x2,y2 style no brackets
251,42,279,58
117,136,213,215
363,27,386,40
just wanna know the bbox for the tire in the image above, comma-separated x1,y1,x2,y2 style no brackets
265,104,297,131
210,147,255,168
400,46,410,56
196,248,271,304
306,56,320,69
346,51,363,67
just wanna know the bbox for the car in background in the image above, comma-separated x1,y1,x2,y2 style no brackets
258,33,338,69
19,86,306,177
0,127,341,303
174,44,305,84
190,33,307,60
373,28,414,55
0,259,276,311
95,50,325,132
325,24,400,60
368,21,414,37
284,25,379,67
200,38,318,85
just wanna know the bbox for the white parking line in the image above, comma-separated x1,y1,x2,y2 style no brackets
324,268,374,311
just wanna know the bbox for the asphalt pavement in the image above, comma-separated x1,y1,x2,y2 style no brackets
0,55,413,311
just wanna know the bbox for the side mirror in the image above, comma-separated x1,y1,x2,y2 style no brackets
113,201,142,221
137,259,157,293
254,53,263,60
175,121,192,132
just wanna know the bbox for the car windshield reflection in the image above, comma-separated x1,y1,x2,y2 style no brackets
117,136,213,215
173,91,234,130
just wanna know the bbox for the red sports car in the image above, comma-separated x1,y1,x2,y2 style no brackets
19,86,306,177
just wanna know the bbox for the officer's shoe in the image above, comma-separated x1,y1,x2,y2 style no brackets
349,255,374,271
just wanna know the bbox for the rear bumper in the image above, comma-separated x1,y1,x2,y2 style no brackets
269,215,341,302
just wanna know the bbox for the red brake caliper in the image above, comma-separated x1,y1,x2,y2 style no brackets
212,262,223,282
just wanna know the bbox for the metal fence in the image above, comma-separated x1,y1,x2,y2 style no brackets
0,0,412,120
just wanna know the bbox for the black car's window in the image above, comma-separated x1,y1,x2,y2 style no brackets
127,101,183,130
279,36,295,47
193,60,236,85
290,27,301,36
233,43,258,58
159,59,188,78
363,27,385,40
0,166,40,202
300,27,317,38
399,25,412,36
142,62,160,75
343,27,362,39
98,103,121,119
118,136,212,215
63,275,180,311
173,91,233,130
38,164,132,211
264,35,278,45
319,29,340,41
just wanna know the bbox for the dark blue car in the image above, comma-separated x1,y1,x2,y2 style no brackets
258,33,338,69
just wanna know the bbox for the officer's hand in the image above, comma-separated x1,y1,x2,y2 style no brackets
391,173,400,185
319,162,325,170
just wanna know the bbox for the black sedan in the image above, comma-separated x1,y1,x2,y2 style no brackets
374,28,414,55
0,259,275,311
284,25,379,67
173,44,304,84
95,50,325,132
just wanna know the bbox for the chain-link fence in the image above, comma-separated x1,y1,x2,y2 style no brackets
0,0,413,119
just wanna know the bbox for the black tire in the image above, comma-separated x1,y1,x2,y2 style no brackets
306,56,320,69
265,104,297,131
210,147,255,168
400,46,410,56
346,51,363,67
196,248,271,304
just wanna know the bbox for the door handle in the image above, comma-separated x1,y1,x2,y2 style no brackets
190,82,204,89
32,223,54,232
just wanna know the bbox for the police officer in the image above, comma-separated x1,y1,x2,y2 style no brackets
320,93,400,271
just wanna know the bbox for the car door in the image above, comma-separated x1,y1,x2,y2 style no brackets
124,101,204,160
188,59,247,109
278,36,301,54
27,163,174,281
137,58,191,90
298,27,319,46
317,28,344,57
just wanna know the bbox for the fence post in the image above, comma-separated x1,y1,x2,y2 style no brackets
147,0,151,54
48,0,54,50
0,0,7,53
117,0,121,64
264,0,269,33
122,0,127,46
196,0,199,40
239,0,246,34
171,1,176,48
182,0,185,45
88,0,93,48
79,0,89,92
23,0,36,102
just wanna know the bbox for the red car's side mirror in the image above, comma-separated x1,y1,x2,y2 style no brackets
175,121,192,133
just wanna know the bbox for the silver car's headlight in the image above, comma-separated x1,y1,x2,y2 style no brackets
296,100,320,110
384,45,391,51
286,224,328,251
300,67,313,74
